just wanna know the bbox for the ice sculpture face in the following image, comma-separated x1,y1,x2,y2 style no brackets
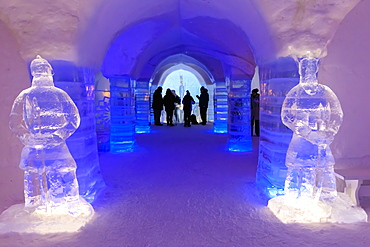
281,56,343,202
9,55,81,213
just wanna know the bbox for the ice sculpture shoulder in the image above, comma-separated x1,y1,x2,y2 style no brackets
9,55,82,213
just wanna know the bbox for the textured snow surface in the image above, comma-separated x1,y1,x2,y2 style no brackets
1,125,370,246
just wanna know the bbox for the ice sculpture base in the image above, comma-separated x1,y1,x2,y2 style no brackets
268,192,367,223
0,197,94,234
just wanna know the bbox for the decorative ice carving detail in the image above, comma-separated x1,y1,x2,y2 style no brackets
281,55,343,202
7,56,94,222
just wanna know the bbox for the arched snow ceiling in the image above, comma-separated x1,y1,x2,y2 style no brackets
101,14,256,80
151,54,214,86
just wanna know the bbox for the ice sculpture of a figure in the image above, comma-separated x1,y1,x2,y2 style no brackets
267,54,367,223
281,55,343,203
8,55,92,218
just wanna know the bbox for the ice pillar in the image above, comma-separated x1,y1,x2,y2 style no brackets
51,60,105,202
255,57,299,197
135,80,150,133
95,73,111,152
227,79,252,152
213,81,228,133
109,75,135,152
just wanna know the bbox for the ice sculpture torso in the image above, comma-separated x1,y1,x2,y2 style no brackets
281,56,343,202
9,55,80,213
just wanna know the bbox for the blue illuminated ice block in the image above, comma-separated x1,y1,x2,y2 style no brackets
95,73,111,152
135,80,150,133
46,60,104,203
214,81,228,133
110,76,135,152
227,79,252,152
255,57,299,197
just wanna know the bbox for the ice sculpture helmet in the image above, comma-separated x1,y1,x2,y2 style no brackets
30,55,54,77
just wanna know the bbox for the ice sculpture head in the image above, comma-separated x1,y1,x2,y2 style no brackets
31,55,54,77
30,55,54,86
298,55,320,95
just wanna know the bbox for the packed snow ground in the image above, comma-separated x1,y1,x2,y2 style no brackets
1,124,370,247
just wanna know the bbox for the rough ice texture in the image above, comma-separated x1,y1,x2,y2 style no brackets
0,1,359,64
319,0,370,165
256,0,361,58
0,21,29,211
0,197,94,234
0,0,81,62
268,193,367,224
1,125,370,246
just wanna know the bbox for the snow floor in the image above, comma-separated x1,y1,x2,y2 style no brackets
1,124,370,246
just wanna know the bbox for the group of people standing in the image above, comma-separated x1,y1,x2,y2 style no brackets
152,86,209,127
152,85,260,135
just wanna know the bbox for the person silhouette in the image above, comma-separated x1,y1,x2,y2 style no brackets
9,55,82,213
250,88,260,136
163,88,176,126
182,90,195,127
281,56,343,202
152,86,164,126
196,86,209,125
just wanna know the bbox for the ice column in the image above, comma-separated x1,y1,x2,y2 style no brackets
150,83,156,124
110,76,136,152
51,60,104,202
213,81,228,133
135,80,150,133
227,79,252,152
256,57,299,197
95,74,111,152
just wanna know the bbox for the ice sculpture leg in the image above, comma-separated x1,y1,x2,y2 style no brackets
284,135,318,201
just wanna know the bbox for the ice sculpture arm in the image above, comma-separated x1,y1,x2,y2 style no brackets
9,92,30,145
53,91,80,140
304,89,343,145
